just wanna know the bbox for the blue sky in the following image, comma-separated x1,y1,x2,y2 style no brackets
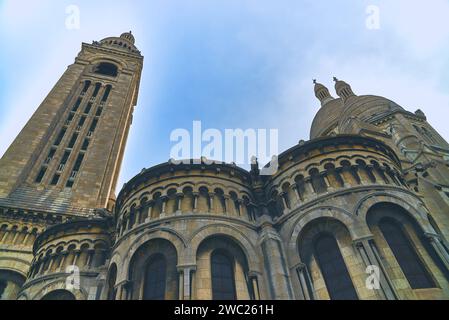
1,1,449,189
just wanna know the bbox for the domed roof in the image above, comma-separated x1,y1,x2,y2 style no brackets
310,94,405,139
310,98,344,139
98,31,140,55
120,31,135,44
339,94,404,124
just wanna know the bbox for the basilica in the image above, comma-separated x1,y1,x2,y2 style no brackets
1,32,449,300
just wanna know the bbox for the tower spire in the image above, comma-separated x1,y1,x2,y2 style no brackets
333,77,355,101
313,79,334,106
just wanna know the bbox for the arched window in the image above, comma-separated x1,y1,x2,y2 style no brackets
107,264,117,300
143,254,167,300
211,250,236,300
309,168,327,194
379,218,435,289
41,290,76,300
94,62,118,77
314,234,358,300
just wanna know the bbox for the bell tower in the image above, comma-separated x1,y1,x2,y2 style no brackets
0,32,143,217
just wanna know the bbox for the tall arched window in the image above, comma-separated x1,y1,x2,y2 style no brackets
314,234,358,300
143,254,167,300
211,250,236,300
379,218,435,289
107,264,117,300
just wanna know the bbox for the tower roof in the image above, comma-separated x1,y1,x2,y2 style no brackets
120,31,135,44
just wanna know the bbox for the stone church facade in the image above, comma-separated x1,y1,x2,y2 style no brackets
1,33,449,300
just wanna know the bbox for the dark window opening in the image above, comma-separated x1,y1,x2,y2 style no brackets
211,251,236,300
66,180,74,188
81,80,91,93
81,139,89,151
94,63,118,77
47,148,56,160
143,254,167,300
71,98,82,112
54,128,66,146
84,103,93,114
67,112,75,122
78,116,86,127
50,174,60,186
41,290,76,300
35,167,47,183
96,107,103,117
89,119,98,133
60,151,71,165
92,83,101,97
68,133,78,149
101,85,112,102
379,219,435,289
73,154,84,172
314,234,358,300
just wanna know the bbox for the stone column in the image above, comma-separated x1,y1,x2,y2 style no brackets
177,265,197,300
259,220,294,300
425,233,449,271
224,195,231,215
323,173,334,192
11,229,20,244
178,270,184,300
145,201,154,222
22,232,31,245
192,192,199,213
291,262,314,300
47,255,56,273
280,192,289,214
135,208,142,225
292,184,302,202
160,196,168,217
303,179,315,200
248,271,261,300
116,280,132,300
58,253,68,272
351,165,361,184
354,237,396,300
0,229,9,243
176,193,184,213
208,193,215,213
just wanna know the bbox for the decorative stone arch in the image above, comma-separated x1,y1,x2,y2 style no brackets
286,206,365,267
108,250,123,271
138,192,151,201
117,228,187,283
354,192,434,234
187,223,261,273
0,259,31,278
276,176,295,192
32,280,87,300
304,162,322,172
89,56,126,72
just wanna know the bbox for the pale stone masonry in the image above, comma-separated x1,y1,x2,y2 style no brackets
1,34,449,300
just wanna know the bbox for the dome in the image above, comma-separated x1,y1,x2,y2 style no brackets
310,95,405,139
99,32,140,55
310,98,344,139
338,95,404,129
120,31,135,44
